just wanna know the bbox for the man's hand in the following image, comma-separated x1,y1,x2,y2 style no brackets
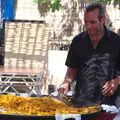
58,67,77,95
58,82,70,95
102,78,120,96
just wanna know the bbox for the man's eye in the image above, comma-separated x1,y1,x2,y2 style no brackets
85,21,96,24
90,21,96,24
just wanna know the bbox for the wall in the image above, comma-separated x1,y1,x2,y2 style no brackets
48,50,67,88
15,0,42,20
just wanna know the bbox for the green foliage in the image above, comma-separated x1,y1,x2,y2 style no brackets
51,0,62,12
33,0,62,12
96,0,111,3
33,0,119,12
96,0,119,3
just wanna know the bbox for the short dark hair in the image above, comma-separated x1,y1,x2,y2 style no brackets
85,2,105,18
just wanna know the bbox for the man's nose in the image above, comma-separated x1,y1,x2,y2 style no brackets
86,23,92,29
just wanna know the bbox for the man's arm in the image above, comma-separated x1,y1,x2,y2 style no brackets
58,67,77,94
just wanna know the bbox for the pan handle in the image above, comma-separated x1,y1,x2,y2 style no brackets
64,118,75,120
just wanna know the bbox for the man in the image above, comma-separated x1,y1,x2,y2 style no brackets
58,2,120,120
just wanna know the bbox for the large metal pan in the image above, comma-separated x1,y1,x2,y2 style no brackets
0,114,55,120
0,93,55,120
0,93,101,120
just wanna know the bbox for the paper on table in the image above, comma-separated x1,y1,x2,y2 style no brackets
101,104,119,113
55,114,81,120
113,114,120,120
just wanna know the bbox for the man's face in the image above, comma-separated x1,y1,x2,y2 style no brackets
84,9,105,36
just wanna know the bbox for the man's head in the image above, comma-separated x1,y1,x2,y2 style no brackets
84,2,106,37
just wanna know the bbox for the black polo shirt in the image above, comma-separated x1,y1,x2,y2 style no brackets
65,28,120,107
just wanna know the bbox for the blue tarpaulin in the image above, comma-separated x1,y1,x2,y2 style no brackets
1,0,14,20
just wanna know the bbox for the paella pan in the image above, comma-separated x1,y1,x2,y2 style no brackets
0,93,101,120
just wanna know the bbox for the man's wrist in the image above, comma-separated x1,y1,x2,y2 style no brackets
118,77,120,85
116,76,120,86
60,81,69,88
64,78,72,84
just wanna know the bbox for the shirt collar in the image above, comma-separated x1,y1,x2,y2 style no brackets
84,25,112,40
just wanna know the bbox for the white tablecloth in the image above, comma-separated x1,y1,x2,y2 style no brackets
113,114,120,120
55,114,81,120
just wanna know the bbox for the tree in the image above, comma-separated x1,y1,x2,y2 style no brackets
34,0,62,14
34,0,120,42
34,0,120,12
